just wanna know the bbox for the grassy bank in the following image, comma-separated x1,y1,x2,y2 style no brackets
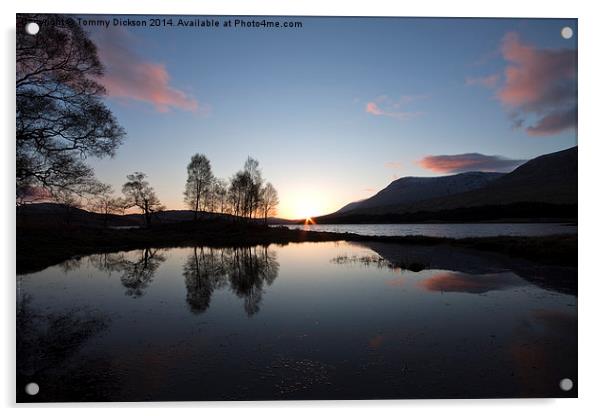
16,219,577,274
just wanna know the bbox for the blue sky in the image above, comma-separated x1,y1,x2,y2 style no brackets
84,16,577,218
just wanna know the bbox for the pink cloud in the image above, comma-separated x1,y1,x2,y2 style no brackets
365,95,424,121
525,107,577,136
466,74,500,88
418,153,525,174
497,32,576,136
94,29,202,113
17,186,53,203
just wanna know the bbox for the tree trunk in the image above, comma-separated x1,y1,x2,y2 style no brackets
144,201,151,227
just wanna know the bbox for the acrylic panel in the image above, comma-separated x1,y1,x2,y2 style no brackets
16,14,577,402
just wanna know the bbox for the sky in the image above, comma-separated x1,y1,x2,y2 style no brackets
80,15,577,219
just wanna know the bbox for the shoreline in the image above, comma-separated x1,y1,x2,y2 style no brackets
16,220,577,275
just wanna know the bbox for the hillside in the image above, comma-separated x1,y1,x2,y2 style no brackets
336,171,504,213
321,146,577,222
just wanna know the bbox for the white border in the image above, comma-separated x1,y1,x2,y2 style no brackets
2,1,600,415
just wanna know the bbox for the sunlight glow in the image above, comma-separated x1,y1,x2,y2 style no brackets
284,190,330,220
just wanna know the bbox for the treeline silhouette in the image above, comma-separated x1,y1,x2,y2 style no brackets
183,154,279,225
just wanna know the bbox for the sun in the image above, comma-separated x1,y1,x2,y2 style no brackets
295,201,320,221
280,189,332,221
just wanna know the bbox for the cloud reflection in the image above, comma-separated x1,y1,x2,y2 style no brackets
419,271,525,294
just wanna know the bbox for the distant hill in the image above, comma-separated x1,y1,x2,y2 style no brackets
318,146,577,222
17,203,294,227
336,171,504,214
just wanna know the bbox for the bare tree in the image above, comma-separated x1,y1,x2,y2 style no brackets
16,14,125,204
212,178,228,214
228,171,250,220
184,154,214,220
122,172,163,227
259,182,279,225
53,188,83,225
89,184,126,227
243,157,263,219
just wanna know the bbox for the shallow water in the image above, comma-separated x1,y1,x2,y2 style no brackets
16,241,577,401
277,223,577,238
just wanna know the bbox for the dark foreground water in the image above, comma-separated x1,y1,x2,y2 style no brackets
277,223,577,238
17,242,577,402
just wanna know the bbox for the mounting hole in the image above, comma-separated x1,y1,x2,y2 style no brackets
25,382,39,396
561,26,573,40
25,22,40,35
559,378,574,391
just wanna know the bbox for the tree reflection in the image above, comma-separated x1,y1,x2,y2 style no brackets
88,248,166,298
183,246,279,316
182,247,228,313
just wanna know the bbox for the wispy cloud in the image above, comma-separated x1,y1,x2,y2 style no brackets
365,95,425,121
94,29,204,113
418,153,525,174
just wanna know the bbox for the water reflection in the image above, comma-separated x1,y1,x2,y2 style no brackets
419,271,525,294
358,241,577,295
183,246,279,316
17,241,576,401
89,249,166,298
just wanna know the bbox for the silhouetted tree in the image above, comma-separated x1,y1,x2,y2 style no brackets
243,157,263,219
213,178,229,214
226,157,264,221
184,154,214,220
122,172,164,227
259,182,279,225
16,14,125,205
228,171,250,220
53,187,83,225
89,184,126,227
179,155,279,222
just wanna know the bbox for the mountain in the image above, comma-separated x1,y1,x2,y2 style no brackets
400,146,578,213
336,171,504,214
323,146,577,221
336,199,367,214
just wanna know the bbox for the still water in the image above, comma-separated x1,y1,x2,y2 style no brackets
17,242,577,401
277,223,577,238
